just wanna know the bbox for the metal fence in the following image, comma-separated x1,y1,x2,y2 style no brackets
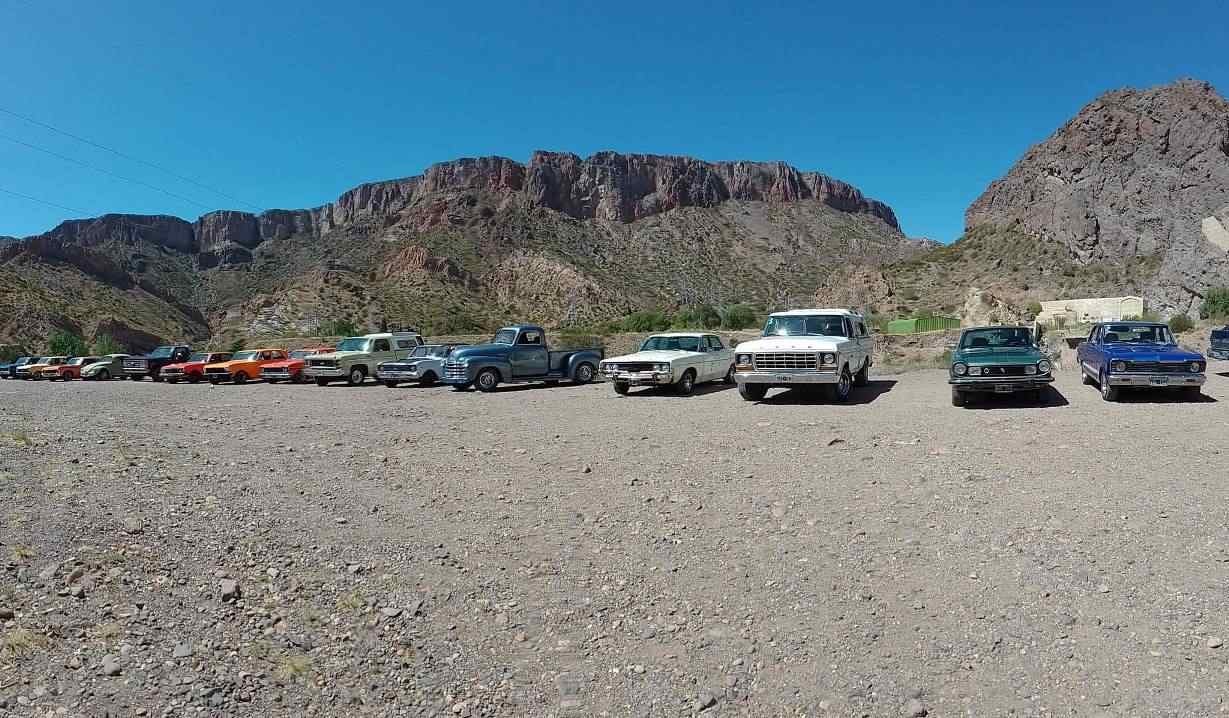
884,316,962,335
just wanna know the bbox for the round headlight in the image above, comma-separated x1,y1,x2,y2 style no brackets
952,362,967,376
1112,361,1127,373
1037,360,1051,374
821,353,836,364
1191,361,1204,373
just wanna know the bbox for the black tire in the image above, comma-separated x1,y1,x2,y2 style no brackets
675,369,696,396
738,383,768,402
290,371,304,384
315,378,330,387
233,371,248,385
151,373,162,383
166,378,179,384
419,371,437,387
1081,369,1094,386
347,367,365,386
951,387,965,407
97,369,110,381
613,381,630,395
854,360,870,387
724,365,736,384
573,362,595,384
188,373,201,384
1099,372,1118,402
827,366,853,402
475,368,500,392
384,380,399,388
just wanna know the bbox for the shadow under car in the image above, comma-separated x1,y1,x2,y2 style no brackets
755,379,897,406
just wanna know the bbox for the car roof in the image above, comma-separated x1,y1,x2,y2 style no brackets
769,308,862,318
1098,320,1165,326
646,332,714,338
962,325,1029,331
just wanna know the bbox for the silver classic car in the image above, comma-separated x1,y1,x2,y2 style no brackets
376,343,468,387
599,332,735,395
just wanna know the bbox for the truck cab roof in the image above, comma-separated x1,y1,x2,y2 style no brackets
769,308,863,319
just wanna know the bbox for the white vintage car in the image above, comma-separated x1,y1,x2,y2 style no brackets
599,332,735,395
733,308,873,402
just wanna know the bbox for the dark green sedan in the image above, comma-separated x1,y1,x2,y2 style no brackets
949,326,1053,406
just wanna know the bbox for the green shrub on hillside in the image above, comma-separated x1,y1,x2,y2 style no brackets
0,346,26,362
92,334,124,355
1202,287,1229,320
673,305,721,329
47,331,89,357
1025,301,1043,319
1169,314,1195,333
621,310,672,332
319,319,359,337
718,304,758,330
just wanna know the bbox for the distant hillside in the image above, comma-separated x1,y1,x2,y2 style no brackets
0,151,916,350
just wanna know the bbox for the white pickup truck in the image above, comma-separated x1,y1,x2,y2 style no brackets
732,308,873,402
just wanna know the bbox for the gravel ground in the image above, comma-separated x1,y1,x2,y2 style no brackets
3,366,1229,717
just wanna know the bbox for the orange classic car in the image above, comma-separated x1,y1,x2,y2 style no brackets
203,348,289,384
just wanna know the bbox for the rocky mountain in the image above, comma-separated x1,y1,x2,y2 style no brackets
965,78,1229,315
0,151,914,349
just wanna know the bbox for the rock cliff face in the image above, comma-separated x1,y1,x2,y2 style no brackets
966,79,1229,313
0,150,910,347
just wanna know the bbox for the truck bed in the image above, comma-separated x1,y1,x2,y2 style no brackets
547,348,602,373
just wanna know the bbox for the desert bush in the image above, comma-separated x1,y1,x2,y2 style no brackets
718,304,758,330
227,339,246,354
319,319,359,337
91,334,124,355
673,304,721,329
0,346,26,362
47,331,88,357
1202,287,1229,319
621,310,672,332
1169,314,1195,333
1025,301,1043,319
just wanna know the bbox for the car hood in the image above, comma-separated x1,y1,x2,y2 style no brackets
206,359,262,369
734,336,847,353
263,358,304,368
163,361,202,370
954,347,1044,364
450,344,509,360
81,361,111,372
604,350,703,363
308,351,368,361
1102,343,1203,362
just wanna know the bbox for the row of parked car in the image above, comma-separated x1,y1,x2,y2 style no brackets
1,312,1218,404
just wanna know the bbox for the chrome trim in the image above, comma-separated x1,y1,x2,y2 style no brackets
1106,372,1205,386
753,352,820,371
735,371,837,385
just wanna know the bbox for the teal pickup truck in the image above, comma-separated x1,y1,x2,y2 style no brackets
441,324,603,392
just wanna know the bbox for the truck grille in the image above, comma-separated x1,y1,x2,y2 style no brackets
308,359,336,369
161,367,184,376
444,362,467,379
204,367,230,376
613,362,655,372
261,367,290,377
754,353,818,371
1125,361,1195,373
124,359,148,372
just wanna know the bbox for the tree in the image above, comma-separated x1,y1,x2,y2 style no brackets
1025,301,1043,319
1202,287,1229,320
1169,314,1195,334
718,304,757,330
47,331,88,357
227,338,246,354
674,304,720,329
92,333,124,355
320,319,359,337
621,310,672,332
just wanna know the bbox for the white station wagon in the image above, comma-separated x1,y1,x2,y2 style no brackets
599,332,735,396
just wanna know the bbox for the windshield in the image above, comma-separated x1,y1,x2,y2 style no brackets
411,346,431,357
960,327,1034,350
640,336,702,352
762,315,847,337
290,350,312,359
149,346,176,358
335,338,370,352
68,357,88,366
231,351,259,361
1103,324,1174,344
186,353,210,362
493,329,518,344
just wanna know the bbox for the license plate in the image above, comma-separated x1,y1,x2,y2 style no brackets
1149,377,1168,386
775,375,792,382
994,384,1013,393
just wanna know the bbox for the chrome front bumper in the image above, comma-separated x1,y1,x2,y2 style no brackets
261,368,293,378
1208,349,1229,360
735,370,837,385
1107,372,1205,387
603,370,673,385
376,369,420,380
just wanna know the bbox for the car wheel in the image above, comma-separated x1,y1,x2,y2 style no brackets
951,387,965,407
186,373,200,384
347,367,365,386
724,365,736,384
738,383,768,402
151,373,162,383
1080,369,1094,385
384,380,399,388
166,378,179,384
1099,371,1118,402
98,369,109,381
828,366,853,402
854,360,870,387
675,369,696,396
475,368,500,392
291,371,304,384
574,363,595,384
613,381,630,395
419,371,437,387
315,378,330,387
233,371,248,385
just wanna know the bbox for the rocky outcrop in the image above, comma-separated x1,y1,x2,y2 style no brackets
813,265,895,313
966,79,1229,314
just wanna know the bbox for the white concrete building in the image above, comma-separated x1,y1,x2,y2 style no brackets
1036,296,1144,327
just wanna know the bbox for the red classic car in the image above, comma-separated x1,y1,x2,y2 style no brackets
259,346,335,383
160,351,233,384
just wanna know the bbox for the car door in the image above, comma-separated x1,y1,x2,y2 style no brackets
1078,325,1100,375
704,335,726,380
510,329,549,377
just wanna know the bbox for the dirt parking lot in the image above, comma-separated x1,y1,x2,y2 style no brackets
3,366,1229,717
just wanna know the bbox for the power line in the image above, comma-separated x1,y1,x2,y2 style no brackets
0,185,87,216
0,131,215,211
0,105,262,212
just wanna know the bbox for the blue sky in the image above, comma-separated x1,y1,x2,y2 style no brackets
1,1,1227,241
